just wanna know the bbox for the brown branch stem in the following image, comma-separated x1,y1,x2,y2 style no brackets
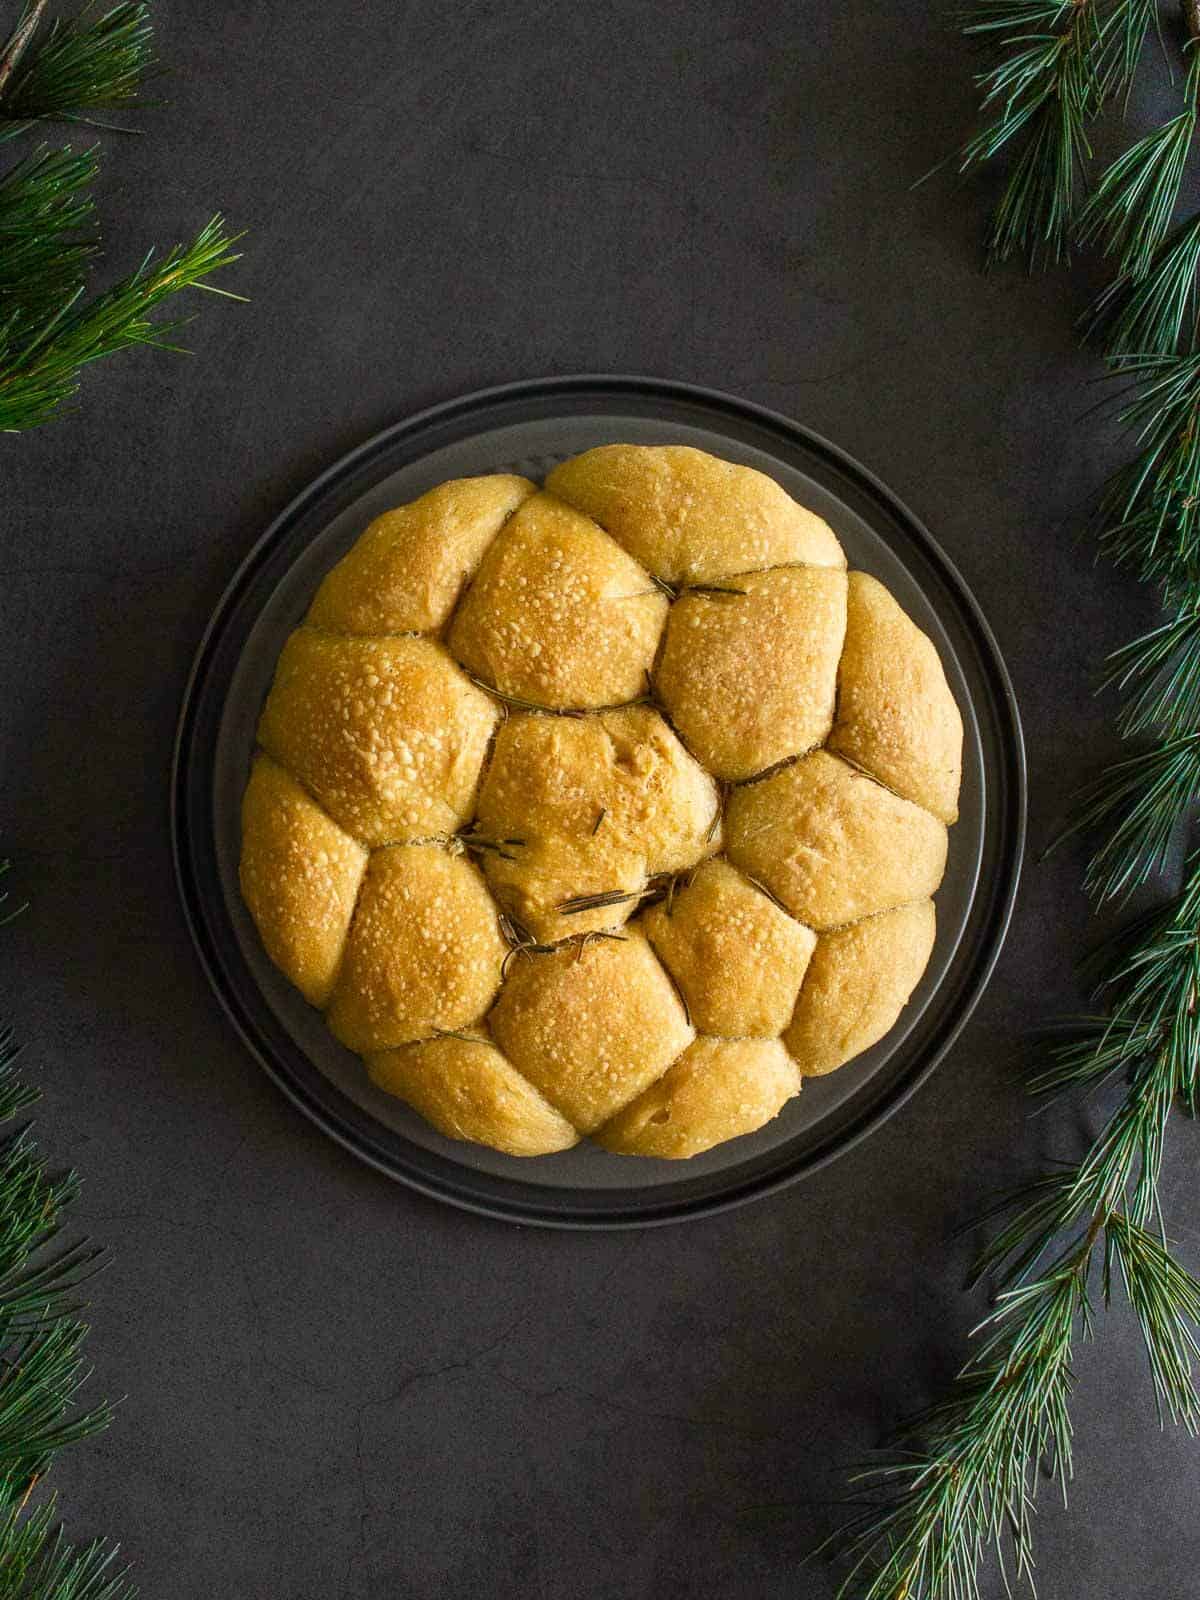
0,0,48,99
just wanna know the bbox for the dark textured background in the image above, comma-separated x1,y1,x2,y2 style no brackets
4,2,1200,1595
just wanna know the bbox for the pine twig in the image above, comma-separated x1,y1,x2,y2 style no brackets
0,213,244,431
0,1,49,98
0,142,98,326
956,0,1124,267
833,7,1200,1597
0,2,155,137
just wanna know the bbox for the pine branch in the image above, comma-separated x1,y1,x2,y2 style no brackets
832,1011,1200,1599
0,212,244,430
0,1496,131,1599
0,890,130,1596
1062,735,1200,901
1095,351,1200,586
955,0,1127,267
1101,598,1200,735
0,2,154,137
1076,51,1200,280
0,142,98,328
833,10,1200,1597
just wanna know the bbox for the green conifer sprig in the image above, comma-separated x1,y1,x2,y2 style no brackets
0,144,97,317
0,1,240,432
832,4,1200,1596
1077,49,1200,277
0,0,235,1591
0,1,153,136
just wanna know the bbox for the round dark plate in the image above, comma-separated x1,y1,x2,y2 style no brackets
172,375,1025,1228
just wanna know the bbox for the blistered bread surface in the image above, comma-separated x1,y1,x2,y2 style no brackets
241,449,962,1159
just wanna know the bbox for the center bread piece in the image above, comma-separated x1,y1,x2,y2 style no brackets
472,705,720,943
239,444,964,1163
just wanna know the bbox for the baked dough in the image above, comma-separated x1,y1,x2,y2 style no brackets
473,705,719,942
546,444,845,584
326,843,506,1053
828,572,963,824
239,754,368,1006
595,1036,801,1158
641,860,816,1036
784,900,936,1076
724,750,947,929
308,474,536,635
489,931,694,1133
241,446,963,1160
366,1034,578,1156
655,565,847,780
447,491,668,710
256,630,498,847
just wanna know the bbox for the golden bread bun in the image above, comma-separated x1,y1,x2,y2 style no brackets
473,705,719,942
366,1034,578,1156
641,860,816,1037
241,449,963,1161
488,931,694,1132
595,1037,801,1158
326,843,506,1052
785,900,937,1075
239,754,368,1006
256,630,499,847
725,750,947,929
308,474,536,635
828,572,963,824
654,565,847,780
447,491,668,709
546,444,845,584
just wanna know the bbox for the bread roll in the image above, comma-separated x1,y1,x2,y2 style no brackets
489,931,694,1132
257,629,499,847
725,750,947,929
326,843,506,1053
828,572,963,823
655,565,847,780
366,1034,578,1156
308,474,536,635
447,491,668,709
641,860,816,1037
785,900,937,1074
547,444,844,584
473,706,719,942
239,754,367,1006
595,1036,801,1159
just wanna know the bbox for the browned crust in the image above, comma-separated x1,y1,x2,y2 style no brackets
784,900,937,1075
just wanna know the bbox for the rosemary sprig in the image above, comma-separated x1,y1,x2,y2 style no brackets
556,887,642,916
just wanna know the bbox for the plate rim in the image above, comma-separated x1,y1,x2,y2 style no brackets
171,372,1027,1229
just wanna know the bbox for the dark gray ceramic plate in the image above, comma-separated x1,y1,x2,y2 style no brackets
172,375,1025,1228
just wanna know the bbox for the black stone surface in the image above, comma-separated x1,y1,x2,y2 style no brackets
4,2,1199,1595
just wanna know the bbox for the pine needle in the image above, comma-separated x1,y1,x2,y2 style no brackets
1076,53,1200,280
0,213,244,430
832,8,1200,1597
0,142,98,327
957,0,1114,267
0,2,155,137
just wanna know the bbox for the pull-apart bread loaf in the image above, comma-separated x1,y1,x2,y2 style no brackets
241,447,962,1158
